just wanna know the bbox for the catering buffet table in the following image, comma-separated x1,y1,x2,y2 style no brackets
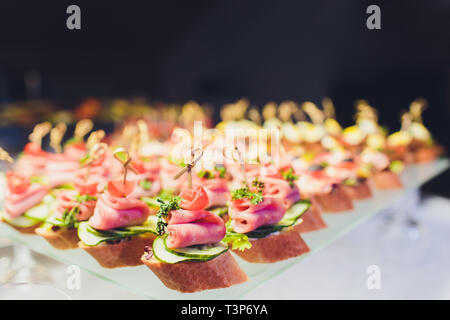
0,159,448,299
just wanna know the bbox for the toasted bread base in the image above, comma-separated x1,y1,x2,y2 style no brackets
342,180,372,200
413,145,443,163
80,233,156,268
293,205,326,233
371,171,403,189
141,251,248,293
0,218,41,234
304,142,325,154
232,229,310,263
35,226,79,250
312,185,354,213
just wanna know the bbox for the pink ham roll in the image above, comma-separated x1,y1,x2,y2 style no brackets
166,209,226,248
186,176,229,208
4,184,48,219
55,190,96,221
262,177,300,209
88,193,150,230
229,197,286,234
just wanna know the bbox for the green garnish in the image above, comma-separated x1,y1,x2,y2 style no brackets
231,178,265,205
389,160,404,174
76,194,97,203
30,176,49,185
320,161,329,168
281,167,298,187
198,170,214,179
198,166,227,179
64,137,81,147
222,221,252,252
343,177,358,186
215,166,226,178
156,196,181,235
47,194,97,228
61,206,80,228
139,179,153,190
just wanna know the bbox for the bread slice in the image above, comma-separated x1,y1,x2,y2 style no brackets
312,184,354,213
80,233,156,268
414,145,443,163
141,251,248,293
232,229,310,263
0,218,41,234
293,205,326,233
342,179,372,200
371,171,403,189
35,226,79,250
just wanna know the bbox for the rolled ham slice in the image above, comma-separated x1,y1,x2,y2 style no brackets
185,177,228,208
229,197,286,234
261,177,300,209
46,153,80,187
295,170,340,197
166,209,226,248
55,190,96,221
4,184,48,219
88,193,150,230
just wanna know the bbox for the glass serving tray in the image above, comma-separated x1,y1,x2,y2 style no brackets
0,159,448,299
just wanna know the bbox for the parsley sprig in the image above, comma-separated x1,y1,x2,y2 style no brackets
231,177,265,205
222,221,252,251
198,166,227,179
156,196,181,235
281,167,298,187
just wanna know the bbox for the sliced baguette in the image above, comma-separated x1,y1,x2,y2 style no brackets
141,251,248,293
232,229,310,263
35,226,79,250
342,179,372,200
312,184,354,213
0,218,41,234
371,171,403,189
293,205,326,233
414,145,443,163
79,233,156,268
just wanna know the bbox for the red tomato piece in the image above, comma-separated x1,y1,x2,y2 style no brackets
179,186,209,211
107,180,137,197
74,179,98,196
6,172,30,194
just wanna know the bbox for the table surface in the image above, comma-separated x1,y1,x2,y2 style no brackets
0,160,449,299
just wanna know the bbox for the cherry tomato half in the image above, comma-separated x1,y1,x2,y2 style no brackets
6,172,30,194
179,186,209,211
107,180,137,197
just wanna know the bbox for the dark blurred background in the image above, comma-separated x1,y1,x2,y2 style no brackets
0,0,449,194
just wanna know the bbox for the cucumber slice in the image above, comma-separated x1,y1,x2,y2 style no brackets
277,199,310,226
152,236,191,264
165,238,227,259
23,202,51,221
245,199,311,238
1,211,41,228
78,222,121,246
78,219,158,246
152,236,228,264
141,197,160,208
209,206,228,217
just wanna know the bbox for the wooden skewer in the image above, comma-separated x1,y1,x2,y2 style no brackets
50,122,67,153
113,147,139,185
173,147,204,190
0,147,14,171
